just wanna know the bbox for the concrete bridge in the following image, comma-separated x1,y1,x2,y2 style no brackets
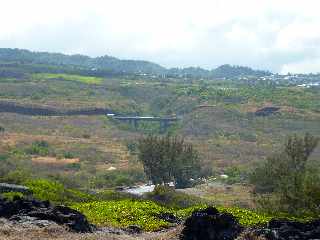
109,115,178,132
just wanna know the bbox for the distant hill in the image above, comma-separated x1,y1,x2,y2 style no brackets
0,48,271,78
0,48,166,75
212,64,271,78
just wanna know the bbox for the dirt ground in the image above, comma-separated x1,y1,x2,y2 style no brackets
178,182,254,208
0,219,181,240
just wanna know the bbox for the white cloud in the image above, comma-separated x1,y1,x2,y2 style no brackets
1,0,320,73
281,58,320,74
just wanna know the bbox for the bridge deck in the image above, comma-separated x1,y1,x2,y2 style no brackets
112,116,178,121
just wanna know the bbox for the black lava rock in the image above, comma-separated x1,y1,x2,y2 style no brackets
0,196,94,232
180,207,243,240
262,219,320,240
127,225,142,234
157,212,181,224
255,107,280,117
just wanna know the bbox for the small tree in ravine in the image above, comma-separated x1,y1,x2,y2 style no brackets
137,135,200,188
250,133,319,215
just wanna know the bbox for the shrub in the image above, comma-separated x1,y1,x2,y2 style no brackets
65,162,81,170
82,134,91,139
250,133,320,215
90,169,146,188
1,192,24,200
1,169,31,185
223,166,247,184
25,140,50,156
126,140,138,154
25,179,67,203
146,185,205,209
25,179,95,204
63,151,75,159
138,135,200,188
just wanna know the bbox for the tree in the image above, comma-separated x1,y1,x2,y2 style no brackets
137,135,200,188
250,133,319,214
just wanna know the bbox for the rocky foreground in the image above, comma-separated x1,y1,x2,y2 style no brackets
180,207,320,240
0,197,320,240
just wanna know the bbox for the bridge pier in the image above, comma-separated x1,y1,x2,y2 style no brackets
133,119,139,129
160,120,170,133
112,116,178,133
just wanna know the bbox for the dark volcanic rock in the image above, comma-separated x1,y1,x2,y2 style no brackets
0,183,32,194
261,219,320,240
255,107,280,117
157,212,181,224
0,196,94,232
180,207,243,240
127,225,142,234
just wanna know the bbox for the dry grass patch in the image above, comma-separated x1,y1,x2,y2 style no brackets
32,156,80,165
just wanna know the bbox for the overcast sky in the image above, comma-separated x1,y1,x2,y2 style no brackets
1,0,320,73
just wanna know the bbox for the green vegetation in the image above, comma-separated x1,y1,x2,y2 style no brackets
25,140,50,156
1,191,24,200
71,198,274,231
1,177,316,232
0,48,270,79
25,179,96,204
71,197,313,231
32,73,103,84
250,133,320,216
138,135,200,188
72,200,175,231
146,185,206,208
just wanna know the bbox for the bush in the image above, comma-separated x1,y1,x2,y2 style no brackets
25,140,50,156
1,192,24,200
138,135,200,188
126,140,138,154
222,166,246,184
146,185,205,209
25,179,96,204
90,169,146,188
250,133,320,215
1,169,31,185
65,162,81,170
63,151,75,159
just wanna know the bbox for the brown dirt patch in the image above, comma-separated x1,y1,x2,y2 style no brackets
32,156,79,165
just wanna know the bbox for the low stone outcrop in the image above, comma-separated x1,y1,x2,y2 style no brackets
255,107,280,117
0,196,94,232
180,207,243,240
0,183,32,194
181,207,320,240
259,219,320,240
